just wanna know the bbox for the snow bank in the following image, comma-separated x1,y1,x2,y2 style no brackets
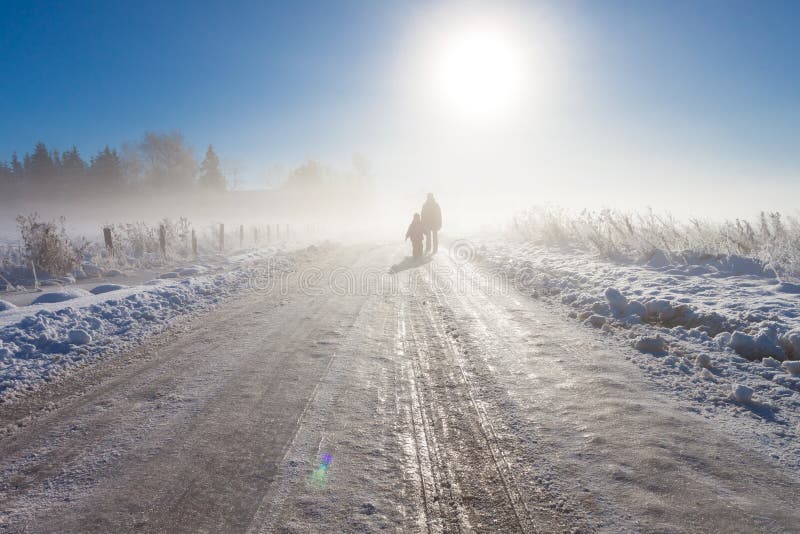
0,250,294,400
477,239,800,472
783,361,800,376
731,384,754,404
634,336,667,354
484,242,800,362
177,265,207,276
31,288,92,304
89,283,127,295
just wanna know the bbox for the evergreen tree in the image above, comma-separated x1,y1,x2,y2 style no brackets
0,161,12,199
28,142,54,189
10,152,23,177
61,146,87,188
89,146,124,191
198,145,227,190
51,148,61,169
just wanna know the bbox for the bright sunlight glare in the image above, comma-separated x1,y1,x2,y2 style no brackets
432,24,524,121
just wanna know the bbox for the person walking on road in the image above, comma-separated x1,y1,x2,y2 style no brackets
405,212,424,259
420,193,442,254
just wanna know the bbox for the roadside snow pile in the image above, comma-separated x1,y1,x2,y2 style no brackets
477,240,800,469
0,251,295,400
634,336,667,354
177,265,207,276
31,288,92,304
731,383,754,404
68,328,92,345
89,284,127,295
481,241,800,362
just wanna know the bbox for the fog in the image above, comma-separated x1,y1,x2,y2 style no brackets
1,1,796,244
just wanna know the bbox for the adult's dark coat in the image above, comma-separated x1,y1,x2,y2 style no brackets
420,198,442,231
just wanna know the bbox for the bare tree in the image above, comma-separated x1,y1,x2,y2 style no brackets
140,131,197,190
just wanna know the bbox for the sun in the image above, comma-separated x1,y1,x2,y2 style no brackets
432,24,524,121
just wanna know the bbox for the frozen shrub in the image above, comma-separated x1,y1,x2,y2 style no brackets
16,213,88,276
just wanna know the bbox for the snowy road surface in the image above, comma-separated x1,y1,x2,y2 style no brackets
0,244,797,532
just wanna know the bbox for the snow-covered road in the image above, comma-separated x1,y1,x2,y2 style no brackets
0,243,797,532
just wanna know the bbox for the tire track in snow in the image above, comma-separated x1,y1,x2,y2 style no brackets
420,287,535,532
399,271,532,532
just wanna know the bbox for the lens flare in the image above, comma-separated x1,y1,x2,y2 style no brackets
310,453,333,488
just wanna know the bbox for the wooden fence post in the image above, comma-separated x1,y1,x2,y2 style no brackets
253,227,259,244
191,229,197,258
219,223,225,251
266,225,271,243
159,225,167,258
103,227,113,255
239,224,244,248
276,224,281,241
31,260,39,290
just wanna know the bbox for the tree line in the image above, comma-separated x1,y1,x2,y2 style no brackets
0,131,227,201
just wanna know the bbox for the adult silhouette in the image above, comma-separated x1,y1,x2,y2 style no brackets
420,193,442,254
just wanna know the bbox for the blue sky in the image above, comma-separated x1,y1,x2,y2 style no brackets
1,0,797,209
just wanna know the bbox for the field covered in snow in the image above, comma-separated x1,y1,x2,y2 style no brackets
476,233,800,472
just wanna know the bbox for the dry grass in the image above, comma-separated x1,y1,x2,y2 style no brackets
512,206,800,280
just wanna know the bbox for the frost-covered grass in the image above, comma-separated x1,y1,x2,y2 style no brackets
512,206,800,281
1,215,281,289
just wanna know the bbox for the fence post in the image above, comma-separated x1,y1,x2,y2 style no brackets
253,227,259,244
103,227,113,255
266,225,271,243
159,225,167,258
31,260,39,290
285,224,289,240
191,229,197,258
219,223,225,251
239,224,244,249
276,224,281,241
